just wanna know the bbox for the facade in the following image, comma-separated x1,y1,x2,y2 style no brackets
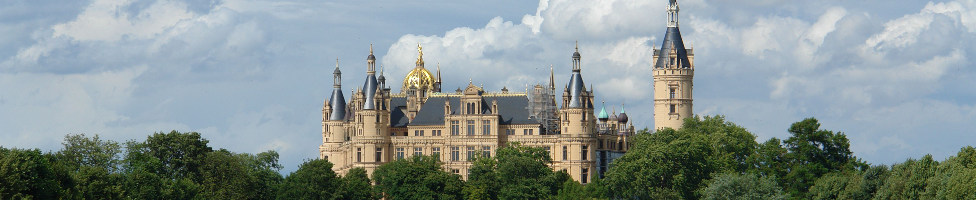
653,0,695,130
319,43,634,184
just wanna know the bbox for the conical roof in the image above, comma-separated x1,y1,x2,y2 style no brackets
598,102,609,121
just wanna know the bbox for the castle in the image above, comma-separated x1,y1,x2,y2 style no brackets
319,0,693,183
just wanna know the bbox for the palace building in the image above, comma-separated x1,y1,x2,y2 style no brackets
319,42,635,183
320,0,694,184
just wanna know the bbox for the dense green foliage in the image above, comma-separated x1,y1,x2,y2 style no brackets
701,173,787,200
2,116,975,199
372,155,464,200
463,143,571,199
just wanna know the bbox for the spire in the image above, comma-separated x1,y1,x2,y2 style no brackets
436,62,442,82
567,42,585,108
667,0,680,27
654,0,691,69
416,43,425,67
328,58,347,121
362,45,378,109
549,65,555,90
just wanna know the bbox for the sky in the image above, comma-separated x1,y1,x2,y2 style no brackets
1,0,974,173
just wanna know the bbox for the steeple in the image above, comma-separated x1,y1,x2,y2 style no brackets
328,58,347,121
363,45,379,110
654,0,691,69
549,65,555,90
567,43,586,108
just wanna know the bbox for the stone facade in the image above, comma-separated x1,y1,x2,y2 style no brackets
320,44,634,184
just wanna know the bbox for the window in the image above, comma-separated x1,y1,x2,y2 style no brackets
524,129,534,135
452,169,460,174
581,145,588,161
669,88,676,99
598,139,603,149
414,147,423,157
482,146,491,158
467,146,476,161
505,129,513,135
670,104,676,113
413,130,418,136
451,147,460,161
432,147,441,156
482,120,491,135
582,168,589,184
375,148,383,162
434,130,441,136
395,148,404,160
543,147,551,158
451,121,460,135
563,146,568,160
467,120,475,135
420,130,425,136
356,148,362,162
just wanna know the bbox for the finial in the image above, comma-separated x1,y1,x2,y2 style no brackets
370,43,373,54
575,40,579,52
416,43,425,66
380,64,384,75
336,58,339,68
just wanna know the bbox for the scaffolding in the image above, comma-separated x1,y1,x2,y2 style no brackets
527,84,559,135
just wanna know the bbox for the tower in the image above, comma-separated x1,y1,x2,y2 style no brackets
652,0,695,130
558,42,597,184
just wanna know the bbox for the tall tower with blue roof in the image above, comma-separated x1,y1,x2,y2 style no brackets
653,0,695,130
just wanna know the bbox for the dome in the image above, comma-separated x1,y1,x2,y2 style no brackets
367,54,376,61
572,51,581,59
617,112,629,123
618,105,629,123
402,66,436,92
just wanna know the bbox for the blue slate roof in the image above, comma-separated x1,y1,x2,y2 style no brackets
654,27,691,69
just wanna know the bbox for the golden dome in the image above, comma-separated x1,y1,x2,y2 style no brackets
403,66,436,92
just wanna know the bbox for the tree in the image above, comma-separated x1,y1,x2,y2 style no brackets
682,115,758,172
372,155,463,200
198,149,283,199
780,118,863,197
873,155,938,199
701,172,787,200
605,116,757,199
495,143,568,199
337,168,376,200
464,156,499,200
604,127,712,199
278,159,341,200
0,147,64,199
54,134,125,199
923,146,976,199
123,130,213,199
